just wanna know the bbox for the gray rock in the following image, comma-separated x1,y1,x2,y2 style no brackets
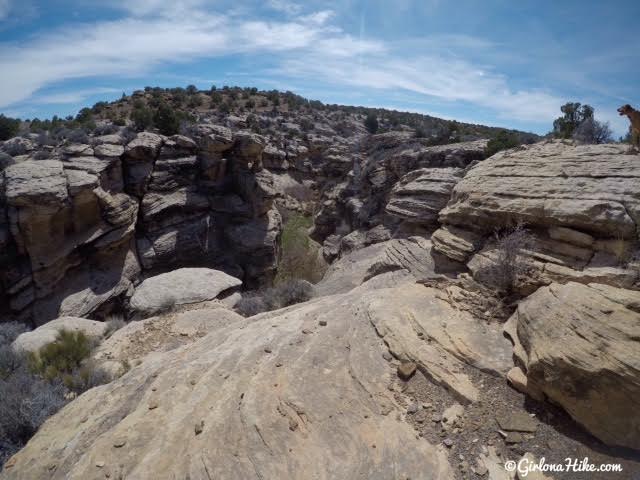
129,268,242,316
12,316,108,354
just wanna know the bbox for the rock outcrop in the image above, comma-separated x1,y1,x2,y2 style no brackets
0,129,280,325
311,135,487,260
0,236,522,479
2,274,465,479
504,281,640,450
433,141,640,292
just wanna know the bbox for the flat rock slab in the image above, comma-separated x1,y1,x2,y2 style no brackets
496,411,538,433
129,268,242,317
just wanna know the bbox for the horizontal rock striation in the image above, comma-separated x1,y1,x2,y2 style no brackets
0,128,281,325
433,141,640,292
504,281,640,449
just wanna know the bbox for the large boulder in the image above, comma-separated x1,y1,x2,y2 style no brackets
504,281,640,449
440,142,640,236
11,316,108,354
129,268,242,317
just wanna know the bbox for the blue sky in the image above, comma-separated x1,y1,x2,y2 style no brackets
0,0,638,136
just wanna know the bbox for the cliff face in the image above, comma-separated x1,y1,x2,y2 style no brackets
0,128,280,325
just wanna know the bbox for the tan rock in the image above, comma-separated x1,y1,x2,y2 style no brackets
3,279,456,480
12,317,108,354
505,282,640,449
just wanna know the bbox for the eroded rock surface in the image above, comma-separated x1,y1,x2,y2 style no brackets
129,268,241,316
0,129,281,324
434,141,640,292
2,276,461,480
504,281,640,449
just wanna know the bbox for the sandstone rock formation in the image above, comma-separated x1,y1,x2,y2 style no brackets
434,141,640,293
11,317,108,354
504,281,640,450
2,273,464,479
129,268,241,316
309,136,487,261
0,129,281,325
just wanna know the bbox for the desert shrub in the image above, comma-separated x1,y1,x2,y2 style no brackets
572,118,613,145
0,151,14,169
364,113,379,134
153,103,180,136
553,102,594,139
187,95,203,109
276,214,324,284
28,330,92,381
105,315,127,338
235,293,268,317
0,322,28,379
266,279,314,308
65,128,90,144
0,115,21,141
61,360,111,394
485,130,520,157
0,370,66,466
93,123,120,136
491,223,535,296
235,279,314,317
131,105,154,131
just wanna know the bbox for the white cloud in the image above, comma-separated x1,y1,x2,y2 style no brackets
0,0,11,20
278,53,563,123
0,9,371,107
0,2,570,127
267,0,302,15
34,87,122,105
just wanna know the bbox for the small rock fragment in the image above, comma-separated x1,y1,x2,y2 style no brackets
505,432,524,444
113,439,127,448
318,320,327,326
406,403,419,414
496,411,538,433
397,361,417,381
195,420,204,435
443,438,454,448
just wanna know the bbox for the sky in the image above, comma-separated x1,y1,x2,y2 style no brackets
0,0,638,136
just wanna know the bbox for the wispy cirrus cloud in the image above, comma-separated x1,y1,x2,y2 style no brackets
0,0,11,20
266,0,302,15
0,8,379,107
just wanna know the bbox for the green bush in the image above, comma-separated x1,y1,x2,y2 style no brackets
28,330,92,382
276,214,325,284
131,105,154,131
485,130,520,157
153,103,180,136
364,113,379,134
0,115,21,141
